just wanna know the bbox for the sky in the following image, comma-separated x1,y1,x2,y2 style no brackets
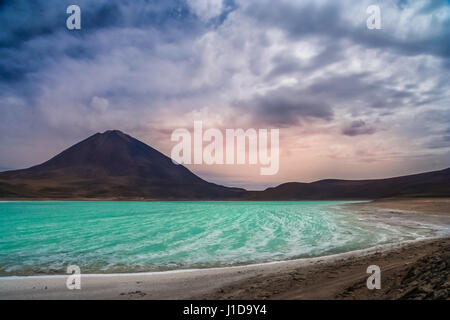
1,0,450,190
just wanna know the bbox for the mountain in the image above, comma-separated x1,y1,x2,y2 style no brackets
0,130,449,200
244,168,450,200
0,130,245,200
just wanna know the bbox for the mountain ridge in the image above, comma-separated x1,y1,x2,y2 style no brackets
248,167,450,200
0,130,449,200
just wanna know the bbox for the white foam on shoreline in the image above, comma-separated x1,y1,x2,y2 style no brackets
1,235,446,281
2,202,448,281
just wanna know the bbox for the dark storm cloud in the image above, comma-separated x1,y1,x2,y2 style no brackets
237,86,334,127
257,72,425,119
406,108,450,150
0,0,195,47
422,108,450,124
0,0,199,83
426,134,450,149
266,41,346,80
266,53,303,79
243,0,450,60
307,73,421,110
342,120,376,136
244,1,343,39
418,0,450,13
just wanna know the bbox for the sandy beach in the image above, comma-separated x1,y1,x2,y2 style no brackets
1,198,449,300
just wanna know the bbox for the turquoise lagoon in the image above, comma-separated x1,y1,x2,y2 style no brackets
0,201,442,276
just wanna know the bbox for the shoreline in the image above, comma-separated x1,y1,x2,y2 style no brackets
1,198,449,300
0,232,444,281
0,236,436,280
1,237,448,300
0,199,368,202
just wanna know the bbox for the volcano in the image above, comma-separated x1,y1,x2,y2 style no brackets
0,130,245,200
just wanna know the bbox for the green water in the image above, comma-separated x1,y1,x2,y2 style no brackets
0,201,440,276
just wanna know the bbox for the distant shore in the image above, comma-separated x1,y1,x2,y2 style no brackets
354,197,450,214
0,198,449,300
1,197,449,204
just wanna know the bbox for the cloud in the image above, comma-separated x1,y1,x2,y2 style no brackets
0,0,450,187
241,0,450,60
187,0,224,21
237,86,334,127
342,120,376,136
90,96,109,113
